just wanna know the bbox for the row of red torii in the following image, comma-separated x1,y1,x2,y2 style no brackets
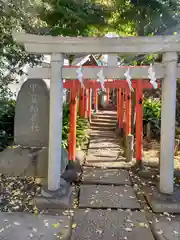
13,32,180,196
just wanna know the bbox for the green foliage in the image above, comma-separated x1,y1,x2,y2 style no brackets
113,0,180,36
76,116,89,149
62,103,89,149
143,98,161,136
39,0,110,36
0,99,15,150
0,0,42,92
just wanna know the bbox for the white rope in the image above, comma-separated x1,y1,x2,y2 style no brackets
76,66,85,88
148,63,158,89
97,68,105,91
124,68,134,92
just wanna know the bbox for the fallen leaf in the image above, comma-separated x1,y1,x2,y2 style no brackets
52,223,60,228
72,223,77,229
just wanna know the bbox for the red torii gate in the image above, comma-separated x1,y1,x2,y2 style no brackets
63,65,160,164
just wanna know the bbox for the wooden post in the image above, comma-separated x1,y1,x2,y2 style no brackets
94,89,98,112
79,88,84,117
84,89,88,118
136,80,143,163
106,88,110,104
117,89,119,125
68,81,77,161
126,88,132,135
118,88,122,129
120,89,124,133
88,88,92,120
123,89,126,135
48,53,64,191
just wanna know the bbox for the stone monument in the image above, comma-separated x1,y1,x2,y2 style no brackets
0,79,68,179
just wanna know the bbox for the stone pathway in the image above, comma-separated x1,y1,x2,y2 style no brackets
0,110,179,240
71,111,156,239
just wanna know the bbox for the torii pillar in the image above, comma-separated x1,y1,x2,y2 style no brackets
160,52,178,194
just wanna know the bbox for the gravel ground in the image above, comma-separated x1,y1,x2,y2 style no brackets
143,139,180,170
0,175,41,213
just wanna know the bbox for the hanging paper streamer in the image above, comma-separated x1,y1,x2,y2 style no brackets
97,68,105,91
148,64,158,89
76,66,85,88
124,68,134,92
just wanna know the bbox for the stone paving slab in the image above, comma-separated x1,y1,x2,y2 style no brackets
71,209,155,240
87,149,120,158
0,212,71,240
90,134,118,139
89,137,120,143
89,142,120,149
82,168,131,185
145,186,180,213
85,156,135,168
151,216,180,240
79,185,141,209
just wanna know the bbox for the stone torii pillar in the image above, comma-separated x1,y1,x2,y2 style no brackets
48,53,64,191
160,52,178,194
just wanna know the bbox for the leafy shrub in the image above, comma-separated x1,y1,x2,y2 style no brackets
76,116,89,149
0,100,15,150
62,103,89,149
62,103,70,148
143,98,161,137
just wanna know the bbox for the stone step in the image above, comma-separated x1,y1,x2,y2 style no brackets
89,136,119,141
71,210,155,240
91,118,117,124
90,131,117,138
91,126,116,131
92,115,117,121
0,212,71,240
87,149,120,158
88,143,120,149
82,168,131,185
85,160,134,169
89,137,119,142
79,185,141,209
91,122,117,128
86,155,121,162
85,154,133,168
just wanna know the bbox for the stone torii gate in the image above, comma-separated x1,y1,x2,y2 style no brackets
13,32,180,197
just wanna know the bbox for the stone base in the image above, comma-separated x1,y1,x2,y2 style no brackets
0,145,68,178
0,212,72,240
125,134,134,162
61,160,83,183
115,127,124,137
145,186,180,213
131,160,144,172
75,149,85,165
151,216,180,240
33,178,73,210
